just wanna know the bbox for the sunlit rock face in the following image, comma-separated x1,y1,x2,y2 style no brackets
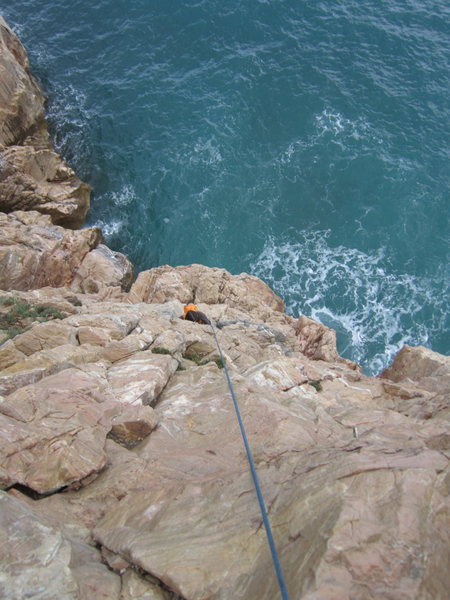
1,277,448,600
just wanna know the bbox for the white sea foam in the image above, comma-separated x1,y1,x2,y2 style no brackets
110,184,136,207
277,108,383,167
250,231,447,374
314,109,383,145
45,84,93,164
94,219,124,238
191,137,223,165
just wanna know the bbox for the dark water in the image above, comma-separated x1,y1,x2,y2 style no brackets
3,0,449,373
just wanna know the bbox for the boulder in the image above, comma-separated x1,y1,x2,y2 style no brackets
128,264,285,319
381,344,450,394
0,145,90,228
0,369,111,493
108,404,157,449
12,320,78,355
0,211,101,291
71,243,134,293
295,314,358,367
107,350,178,406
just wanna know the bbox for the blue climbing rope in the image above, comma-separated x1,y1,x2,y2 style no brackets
210,323,290,600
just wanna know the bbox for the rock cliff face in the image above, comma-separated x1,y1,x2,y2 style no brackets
0,17,449,600
0,17,91,228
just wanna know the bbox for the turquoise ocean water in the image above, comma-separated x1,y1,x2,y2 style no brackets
3,0,449,374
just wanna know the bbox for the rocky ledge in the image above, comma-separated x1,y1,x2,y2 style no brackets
0,17,449,600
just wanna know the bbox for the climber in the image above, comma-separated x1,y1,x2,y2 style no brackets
182,304,211,325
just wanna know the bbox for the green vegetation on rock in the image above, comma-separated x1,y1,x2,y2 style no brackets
308,380,323,392
151,347,173,356
184,351,224,369
0,296,64,342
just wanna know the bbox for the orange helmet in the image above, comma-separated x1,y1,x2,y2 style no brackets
183,304,198,318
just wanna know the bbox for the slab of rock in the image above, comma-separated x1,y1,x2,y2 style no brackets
0,490,79,599
0,211,101,291
244,357,309,391
71,243,134,293
16,439,157,544
0,343,101,395
65,310,140,340
0,145,91,228
92,360,449,600
107,350,178,406
0,366,162,495
381,344,450,393
0,338,26,370
12,319,78,355
128,264,285,319
0,491,121,600
120,570,171,600
77,325,114,346
100,332,153,363
0,369,111,493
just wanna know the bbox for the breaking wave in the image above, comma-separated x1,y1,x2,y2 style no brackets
250,231,449,374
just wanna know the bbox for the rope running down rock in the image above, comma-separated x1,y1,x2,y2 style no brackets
209,320,290,600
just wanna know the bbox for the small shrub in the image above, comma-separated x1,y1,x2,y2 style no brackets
0,296,16,307
151,347,173,356
4,326,28,339
308,380,323,392
184,351,203,365
184,351,224,369
0,296,65,342
33,305,64,320
211,357,225,369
